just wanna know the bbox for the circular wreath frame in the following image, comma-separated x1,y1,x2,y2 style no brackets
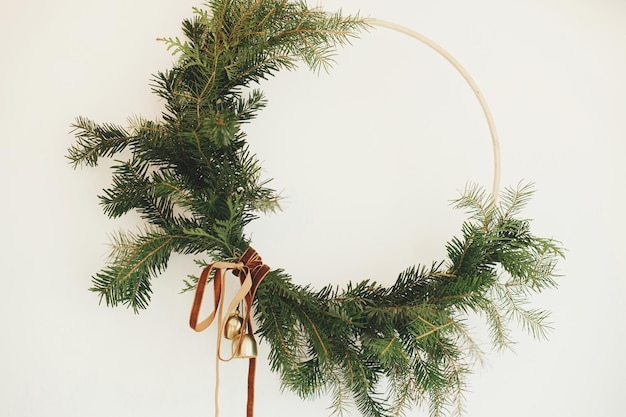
67,2,564,417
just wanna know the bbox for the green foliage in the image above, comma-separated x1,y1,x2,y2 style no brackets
67,1,563,416
255,184,563,417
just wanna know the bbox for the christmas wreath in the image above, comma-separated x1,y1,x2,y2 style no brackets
67,1,564,417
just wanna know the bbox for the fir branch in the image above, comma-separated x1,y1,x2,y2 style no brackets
68,117,134,168
499,181,534,221
452,183,493,226
93,227,175,311
448,320,484,367
492,283,553,340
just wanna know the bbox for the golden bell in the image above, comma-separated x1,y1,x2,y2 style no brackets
232,333,258,358
224,310,243,340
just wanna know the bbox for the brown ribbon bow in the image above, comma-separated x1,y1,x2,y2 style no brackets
189,247,270,417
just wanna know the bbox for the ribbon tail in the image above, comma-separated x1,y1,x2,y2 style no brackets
247,357,256,417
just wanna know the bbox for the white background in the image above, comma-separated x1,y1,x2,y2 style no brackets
1,0,625,416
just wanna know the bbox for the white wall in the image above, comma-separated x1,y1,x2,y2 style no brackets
2,0,625,416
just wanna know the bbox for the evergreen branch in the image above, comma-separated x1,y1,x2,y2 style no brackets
95,226,220,311
380,337,397,357
328,370,350,417
68,117,134,167
474,295,513,350
452,183,492,227
433,339,466,417
446,231,476,277
492,283,553,340
99,159,151,218
192,130,213,168
225,54,296,87
92,228,175,311
500,182,530,221
151,176,197,210
297,304,330,358
448,321,484,366
195,74,218,120
414,319,456,342
390,374,427,417
269,307,300,371
228,0,265,39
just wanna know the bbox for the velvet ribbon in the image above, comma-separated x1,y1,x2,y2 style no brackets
189,247,270,417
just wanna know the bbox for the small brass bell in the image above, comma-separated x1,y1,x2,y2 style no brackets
232,333,258,358
223,309,243,340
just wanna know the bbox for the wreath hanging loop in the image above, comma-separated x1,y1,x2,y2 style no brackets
67,1,564,417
